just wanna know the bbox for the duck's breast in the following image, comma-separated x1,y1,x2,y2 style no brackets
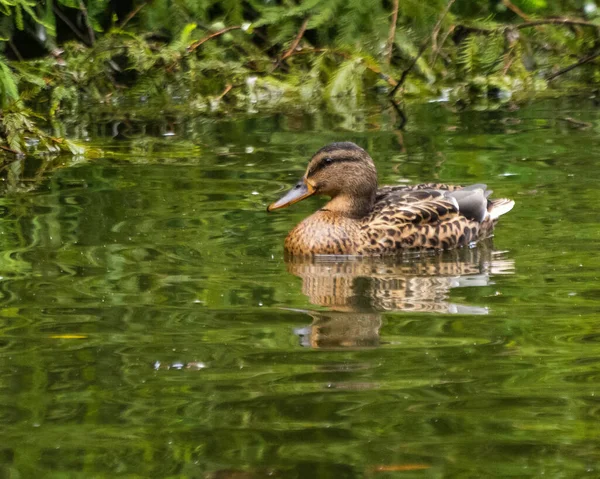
284,211,361,256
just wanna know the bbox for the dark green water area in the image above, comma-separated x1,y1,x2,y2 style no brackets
1,97,600,478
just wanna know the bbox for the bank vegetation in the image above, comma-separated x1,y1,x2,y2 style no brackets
0,0,599,158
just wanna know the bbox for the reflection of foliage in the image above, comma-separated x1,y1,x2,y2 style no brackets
0,102,85,155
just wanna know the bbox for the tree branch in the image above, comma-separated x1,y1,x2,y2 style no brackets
53,4,91,46
459,17,600,35
187,26,242,52
515,18,600,30
120,2,148,29
272,17,310,73
389,0,456,97
0,145,20,155
78,1,95,45
386,0,399,64
546,49,600,81
282,17,310,62
215,83,233,101
8,40,23,62
431,24,455,66
389,99,407,130
559,117,592,129
502,0,530,21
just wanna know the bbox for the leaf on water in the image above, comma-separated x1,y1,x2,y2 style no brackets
370,463,431,472
49,334,88,339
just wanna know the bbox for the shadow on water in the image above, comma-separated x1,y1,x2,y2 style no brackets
288,240,514,349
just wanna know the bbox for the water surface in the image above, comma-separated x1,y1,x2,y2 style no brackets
1,98,600,477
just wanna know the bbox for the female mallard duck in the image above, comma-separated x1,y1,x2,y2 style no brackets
267,142,514,256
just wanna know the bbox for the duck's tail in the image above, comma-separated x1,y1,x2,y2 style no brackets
446,185,514,223
487,198,515,220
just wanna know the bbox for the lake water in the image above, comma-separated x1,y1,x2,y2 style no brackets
1,97,599,477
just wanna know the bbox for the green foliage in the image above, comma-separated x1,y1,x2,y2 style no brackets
0,55,18,106
0,0,598,163
458,35,479,77
0,0,44,30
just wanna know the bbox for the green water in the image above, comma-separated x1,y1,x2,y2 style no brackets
1,98,600,478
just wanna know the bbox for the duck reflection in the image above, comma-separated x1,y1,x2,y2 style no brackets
289,240,513,349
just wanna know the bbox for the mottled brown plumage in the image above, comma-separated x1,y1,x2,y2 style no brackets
268,142,514,256
287,243,512,314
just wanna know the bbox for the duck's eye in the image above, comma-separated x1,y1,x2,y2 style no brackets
324,158,333,165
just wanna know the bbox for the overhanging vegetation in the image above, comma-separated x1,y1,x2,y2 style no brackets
0,0,599,158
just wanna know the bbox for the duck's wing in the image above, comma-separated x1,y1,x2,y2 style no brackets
375,182,469,199
372,184,494,224
360,185,511,253
367,189,459,229
359,189,466,252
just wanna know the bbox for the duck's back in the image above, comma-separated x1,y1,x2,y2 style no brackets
356,183,514,255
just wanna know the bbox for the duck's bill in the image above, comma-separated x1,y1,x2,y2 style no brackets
267,179,315,212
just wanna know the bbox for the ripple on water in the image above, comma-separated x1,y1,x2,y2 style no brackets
0,100,599,477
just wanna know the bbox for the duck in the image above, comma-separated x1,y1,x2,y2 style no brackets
267,142,514,256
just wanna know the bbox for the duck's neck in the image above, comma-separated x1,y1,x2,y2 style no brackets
322,192,376,218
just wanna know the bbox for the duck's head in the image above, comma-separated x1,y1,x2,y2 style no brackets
267,142,378,217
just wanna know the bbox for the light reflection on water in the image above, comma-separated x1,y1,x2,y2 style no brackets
0,98,599,477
